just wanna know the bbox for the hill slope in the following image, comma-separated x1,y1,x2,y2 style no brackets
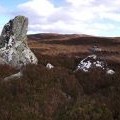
0,33,119,120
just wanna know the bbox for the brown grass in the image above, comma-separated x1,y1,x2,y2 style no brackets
28,34,120,63
0,33,119,120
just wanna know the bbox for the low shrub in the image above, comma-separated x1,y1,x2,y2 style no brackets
0,53,119,120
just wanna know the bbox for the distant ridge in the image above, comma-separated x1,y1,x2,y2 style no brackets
27,33,106,42
27,33,120,40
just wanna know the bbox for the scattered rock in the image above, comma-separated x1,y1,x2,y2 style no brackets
4,72,22,81
75,54,115,74
106,69,115,75
0,16,38,68
89,45,102,53
76,55,105,72
46,63,54,69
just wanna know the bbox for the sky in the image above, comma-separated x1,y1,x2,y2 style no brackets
0,0,120,37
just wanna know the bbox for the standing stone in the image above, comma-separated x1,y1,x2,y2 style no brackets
0,16,38,68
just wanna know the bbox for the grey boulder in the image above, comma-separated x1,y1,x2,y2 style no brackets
0,16,38,68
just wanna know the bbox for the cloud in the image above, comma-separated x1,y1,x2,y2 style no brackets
66,0,95,6
18,0,55,17
12,0,120,36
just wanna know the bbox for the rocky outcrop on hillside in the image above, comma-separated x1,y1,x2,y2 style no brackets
0,16,38,68
76,54,115,74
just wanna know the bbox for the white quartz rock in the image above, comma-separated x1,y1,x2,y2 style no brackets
46,63,54,69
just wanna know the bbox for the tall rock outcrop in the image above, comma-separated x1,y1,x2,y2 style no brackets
0,16,38,68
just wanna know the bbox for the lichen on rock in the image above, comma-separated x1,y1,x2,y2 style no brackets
0,15,38,68
75,54,115,74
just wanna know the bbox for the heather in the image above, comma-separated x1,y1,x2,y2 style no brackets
0,52,119,120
